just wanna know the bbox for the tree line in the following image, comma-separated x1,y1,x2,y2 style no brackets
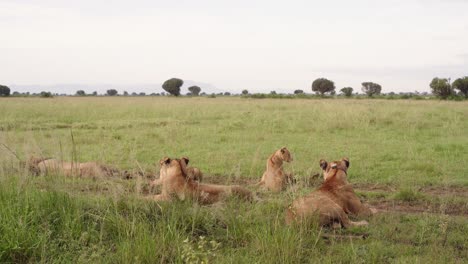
1,76,467,99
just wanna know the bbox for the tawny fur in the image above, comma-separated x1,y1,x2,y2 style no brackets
257,147,294,192
286,158,375,228
150,157,203,187
28,156,131,179
150,157,252,205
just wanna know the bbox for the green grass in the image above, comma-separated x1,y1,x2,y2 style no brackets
0,97,467,263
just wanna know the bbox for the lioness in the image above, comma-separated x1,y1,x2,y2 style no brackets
285,158,375,228
150,157,202,187
257,147,294,192
28,157,131,179
150,157,252,204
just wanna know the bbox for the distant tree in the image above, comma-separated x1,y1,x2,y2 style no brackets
224,92,231,96
106,89,118,96
452,76,468,98
294,89,304,94
200,92,206,96
40,91,53,98
186,92,192,96
139,92,146,96
76,90,86,96
131,92,137,96
430,78,452,99
123,91,129,96
162,78,183,96
12,91,20,96
0,85,11,96
361,82,382,97
188,86,201,96
340,87,353,97
91,91,98,96
241,90,249,95
311,78,335,96
270,91,277,95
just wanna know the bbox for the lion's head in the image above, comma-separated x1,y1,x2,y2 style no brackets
159,156,189,180
277,147,293,163
319,157,349,181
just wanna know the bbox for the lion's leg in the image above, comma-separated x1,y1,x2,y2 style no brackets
339,211,369,228
150,178,162,187
256,173,267,186
152,194,171,201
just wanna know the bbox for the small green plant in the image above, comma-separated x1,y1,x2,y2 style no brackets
393,188,424,202
181,236,221,264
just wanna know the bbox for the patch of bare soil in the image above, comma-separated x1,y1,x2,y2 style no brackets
421,186,468,198
354,183,468,198
369,199,468,216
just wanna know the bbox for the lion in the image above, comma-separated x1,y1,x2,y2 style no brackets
149,156,203,187
257,147,294,192
150,157,252,204
27,156,132,179
285,158,376,228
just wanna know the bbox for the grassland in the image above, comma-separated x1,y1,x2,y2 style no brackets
0,97,467,263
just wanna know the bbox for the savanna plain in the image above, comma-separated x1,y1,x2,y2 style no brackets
0,97,467,263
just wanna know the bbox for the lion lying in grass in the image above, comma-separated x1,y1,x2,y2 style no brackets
28,156,133,179
257,147,294,192
150,157,252,204
286,158,376,228
150,157,202,186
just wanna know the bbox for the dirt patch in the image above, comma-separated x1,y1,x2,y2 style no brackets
355,183,468,198
354,183,397,193
421,186,468,198
369,199,468,216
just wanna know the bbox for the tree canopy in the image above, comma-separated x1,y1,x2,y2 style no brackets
188,86,201,96
340,87,353,97
0,85,11,96
361,82,382,97
162,78,183,96
452,77,468,98
311,78,335,95
429,78,452,99
106,89,118,96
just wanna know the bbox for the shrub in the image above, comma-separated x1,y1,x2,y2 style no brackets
40,91,53,98
294,90,304,94
241,90,249,95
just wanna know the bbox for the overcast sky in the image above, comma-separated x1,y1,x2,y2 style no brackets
1,0,467,93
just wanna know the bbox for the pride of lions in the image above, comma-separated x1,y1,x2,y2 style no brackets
27,147,377,229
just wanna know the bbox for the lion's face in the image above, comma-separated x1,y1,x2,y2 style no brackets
279,147,293,162
319,157,349,181
159,156,189,180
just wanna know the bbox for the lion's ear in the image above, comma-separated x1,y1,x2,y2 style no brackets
319,159,328,170
181,156,190,165
178,158,189,177
281,147,287,153
342,157,350,168
159,157,171,166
